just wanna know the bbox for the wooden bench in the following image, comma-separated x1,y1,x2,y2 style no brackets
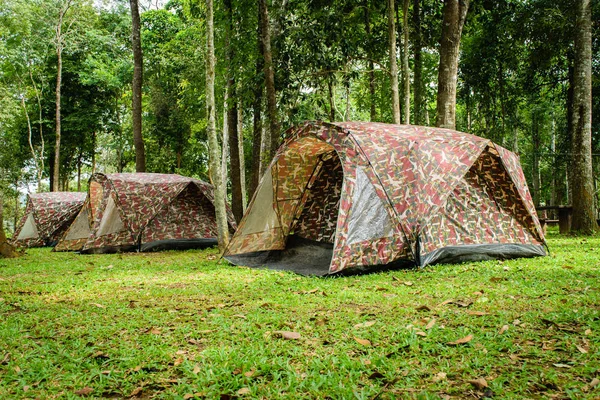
536,206,573,234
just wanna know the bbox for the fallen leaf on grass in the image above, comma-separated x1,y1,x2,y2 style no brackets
130,387,143,397
415,331,427,337
499,325,509,335
576,345,589,354
233,314,247,319
183,394,204,400
433,372,447,382
467,311,489,316
273,331,301,340
590,378,599,388
90,303,106,309
354,336,371,346
425,319,436,330
403,281,414,286
173,357,183,366
1,353,9,365
553,363,572,369
585,329,592,335
447,334,473,346
192,365,201,375
304,288,319,294
468,378,488,390
415,305,431,311
237,388,251,395
14,366,20,373
562,265,574,270
354,321,376,328
244,369,256,377
74,387,93,396
146,327,161,335
368,371,385,379
439,299,454,306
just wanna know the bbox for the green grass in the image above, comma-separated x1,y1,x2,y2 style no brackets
1,230,599,399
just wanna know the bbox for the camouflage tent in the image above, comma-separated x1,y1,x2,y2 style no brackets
55,173,236,253
225,121,546,275
12,192,86,248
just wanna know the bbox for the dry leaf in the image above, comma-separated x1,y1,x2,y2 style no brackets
130,387,143,397
415,331,427,337
584,328,592,335
499,325,509,335
273,331,301,340
562,265,574,269
237,388,251,395
183,394,195,400
244,369,256,377
468,378,488,390
1,353,10,365
90,303,106,309
590,378,599,388
74,387,93,396
233,314,247,319
305,288,319,294
576,345,588,354
433,372,447,382
133,365,142,372
173,357,183,366
425,319,436,330
354,336,372,346
403,281,414,286
149,327,161,335
416,305,431,311
467,311,489,316
439,299,454,306
447,334,473,346
101,370,111,375
354,321,376,328
23,386,30,392
553,363,572,369
14,366,20,373
193,365,201,375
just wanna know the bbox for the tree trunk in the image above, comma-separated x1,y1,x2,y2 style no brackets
0,194,19,258
364,1,376,122
222,96,229,183
53,10,64,192
570,0,596,233
238,105,247,212
412,0,423,125
259,0,280,161
206,0,230,250
327,78,335,122
249,13,265,199
130,0,146,172
531,109,541,207
225,0,243,223
387,0,400,124
402,0,410,124
550,116,557,207
435,0,469,129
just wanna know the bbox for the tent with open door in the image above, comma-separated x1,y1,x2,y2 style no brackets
12,192,86,248
224,121,547,275
54,173,236,253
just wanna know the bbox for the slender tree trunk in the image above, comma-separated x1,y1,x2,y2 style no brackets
77,152,82,191
364,1,376,122
225,0,243,223
436,0,469,129
222,96,229,182
259,0,280,160
570,0,595,233
388,0,400,124
0,193,19,258
327,78,335,122
250,13,265,199
206,0,230,250
412,0,423,125
345,74,351,121
53,12,64,192
238,106,247,212
531,109,541,207
512,111,519,154
130,0,146,172
402,0,410,124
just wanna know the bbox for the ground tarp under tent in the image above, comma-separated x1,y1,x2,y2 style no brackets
12,192,87,248
54,173,236,253
224,121,547,275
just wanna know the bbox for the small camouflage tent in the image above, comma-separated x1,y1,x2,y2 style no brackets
55,173,236,253
12,192,86,248
224,121,546,275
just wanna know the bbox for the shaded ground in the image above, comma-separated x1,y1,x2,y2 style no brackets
0,229,598,399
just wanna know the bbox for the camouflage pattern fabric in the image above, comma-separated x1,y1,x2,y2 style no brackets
12,192,86,248
225,121,545,274
55,173,236,252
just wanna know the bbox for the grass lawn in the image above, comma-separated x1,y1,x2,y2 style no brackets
1,230,599,399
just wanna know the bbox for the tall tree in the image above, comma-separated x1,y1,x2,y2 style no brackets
0,195,19,258
388,0,400,124
570,0,595,233
53,0,74,191
436,0,469,129
259,0,280,160
364,0,376,121
249,10,264,198
225,0,243,223
412,0,424,125
402,0,410,124
206,0,230,249
130,0,146,172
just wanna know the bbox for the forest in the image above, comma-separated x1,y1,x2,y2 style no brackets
0,0,598,239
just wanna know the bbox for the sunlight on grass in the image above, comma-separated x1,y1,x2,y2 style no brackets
0,231,599,399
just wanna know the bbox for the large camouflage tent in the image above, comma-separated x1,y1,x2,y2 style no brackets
55,173,236,253
12,192,86,248
225,121,547,275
